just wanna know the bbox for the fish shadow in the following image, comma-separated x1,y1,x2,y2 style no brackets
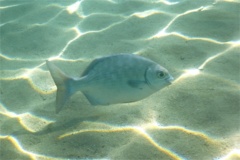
36,115,99,136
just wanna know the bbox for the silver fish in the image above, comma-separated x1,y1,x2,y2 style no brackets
46,54,173,113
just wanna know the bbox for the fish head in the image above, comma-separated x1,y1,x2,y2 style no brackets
145,64,173,90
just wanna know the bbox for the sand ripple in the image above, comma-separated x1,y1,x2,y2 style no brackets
0,0,240,159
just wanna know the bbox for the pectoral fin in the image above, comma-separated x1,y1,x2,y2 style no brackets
127,80,146,89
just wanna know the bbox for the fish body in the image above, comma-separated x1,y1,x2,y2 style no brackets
46,54,173,113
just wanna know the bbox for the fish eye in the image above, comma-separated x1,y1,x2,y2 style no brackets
156,71,165,78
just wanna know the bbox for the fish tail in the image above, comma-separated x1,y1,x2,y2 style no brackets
46,60,74,113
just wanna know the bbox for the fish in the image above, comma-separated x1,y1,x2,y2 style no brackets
46,54,174,113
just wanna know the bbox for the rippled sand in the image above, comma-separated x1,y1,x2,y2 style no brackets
0,0,240,160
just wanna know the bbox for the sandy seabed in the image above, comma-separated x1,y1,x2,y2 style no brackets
0,0,240,160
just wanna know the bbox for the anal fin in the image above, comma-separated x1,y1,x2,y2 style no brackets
83,92,102,106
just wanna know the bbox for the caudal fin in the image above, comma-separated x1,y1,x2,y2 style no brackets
46,60,73,113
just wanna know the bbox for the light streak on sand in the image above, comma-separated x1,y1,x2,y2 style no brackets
0,4,22,9
132,10,164,18
151,6,210,38
67,1,82,14
59,121,218,160
170,37,239,82
198,45,237,70
166,32,228,45
0,135,63,160
56,27,82,58
0,69,56,94
215,0,240,2
59,126,183,160
173,68,201,83
159,0,179,5
217,149,240,160
0,104,54,133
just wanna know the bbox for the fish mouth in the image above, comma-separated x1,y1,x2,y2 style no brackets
166,76,174,84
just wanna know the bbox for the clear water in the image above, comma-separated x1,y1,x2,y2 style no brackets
0,0,240,160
